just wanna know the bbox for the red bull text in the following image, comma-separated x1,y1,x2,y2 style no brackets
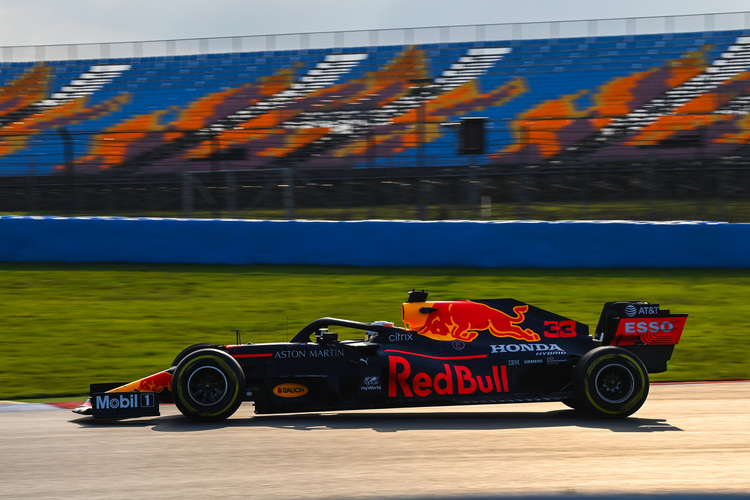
388,355,509,398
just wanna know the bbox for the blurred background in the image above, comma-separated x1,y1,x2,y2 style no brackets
1,5,750,222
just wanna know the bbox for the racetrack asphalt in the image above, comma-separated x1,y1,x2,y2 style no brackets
1,382,749,499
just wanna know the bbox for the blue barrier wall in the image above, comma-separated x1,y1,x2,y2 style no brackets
0,216,747,268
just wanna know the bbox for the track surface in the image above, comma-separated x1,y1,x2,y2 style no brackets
2,382,749,499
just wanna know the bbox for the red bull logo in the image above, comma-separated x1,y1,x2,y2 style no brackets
388,356,509,397
106,370,173,394
403,300,540,343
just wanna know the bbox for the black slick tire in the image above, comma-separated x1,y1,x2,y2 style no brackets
171,343,219,367
172,348,245,422
573,346,649,419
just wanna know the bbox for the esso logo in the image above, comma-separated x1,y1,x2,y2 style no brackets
624,320,674,334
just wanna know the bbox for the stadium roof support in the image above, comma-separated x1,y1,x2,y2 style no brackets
2,11,750,63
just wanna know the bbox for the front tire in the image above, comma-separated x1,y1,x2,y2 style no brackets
171,343,219,367
172,349,245,422
573,347,649,419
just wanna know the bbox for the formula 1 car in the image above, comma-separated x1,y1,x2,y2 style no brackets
73,290,687,421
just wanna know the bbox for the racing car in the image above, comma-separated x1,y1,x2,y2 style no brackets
73,290,687,421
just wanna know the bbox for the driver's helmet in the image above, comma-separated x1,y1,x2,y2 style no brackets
365,321,395,341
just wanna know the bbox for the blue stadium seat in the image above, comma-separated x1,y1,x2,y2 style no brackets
1,28,749,175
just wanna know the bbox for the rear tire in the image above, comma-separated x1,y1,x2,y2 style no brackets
573,347,649,418
172,349,245,422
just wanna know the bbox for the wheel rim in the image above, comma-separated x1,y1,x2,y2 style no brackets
594,363,635,404
186,365,229,406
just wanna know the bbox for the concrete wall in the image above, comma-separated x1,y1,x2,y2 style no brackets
0,216,746,267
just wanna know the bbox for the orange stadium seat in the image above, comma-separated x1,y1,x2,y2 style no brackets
1,28,749,175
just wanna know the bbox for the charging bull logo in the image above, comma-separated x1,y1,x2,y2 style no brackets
405,301,540,343
105,370,173,394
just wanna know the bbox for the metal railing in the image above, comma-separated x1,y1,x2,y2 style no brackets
2,11,750,62
1,161,747,221
2,117,748,174
1,121,749,221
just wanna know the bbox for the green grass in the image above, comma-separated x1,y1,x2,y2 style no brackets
1,263,748,400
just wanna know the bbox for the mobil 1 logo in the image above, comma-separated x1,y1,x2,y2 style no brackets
91,391,160,419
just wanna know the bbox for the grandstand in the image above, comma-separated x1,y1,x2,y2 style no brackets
1,13,750,220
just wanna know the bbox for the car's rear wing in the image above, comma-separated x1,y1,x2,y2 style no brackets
595,301,688,373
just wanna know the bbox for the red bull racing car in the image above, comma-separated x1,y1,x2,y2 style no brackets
73,290,687,421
